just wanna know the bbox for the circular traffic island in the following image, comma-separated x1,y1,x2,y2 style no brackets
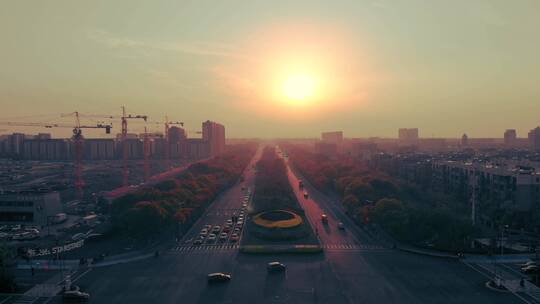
253,210,303,229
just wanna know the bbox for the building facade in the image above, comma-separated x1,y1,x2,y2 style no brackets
202,120,225,157
0,190,63,226
504,129,517,147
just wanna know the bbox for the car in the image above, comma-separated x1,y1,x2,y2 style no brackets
238,216,244,222
338,222,345,230
226,219,233,225
199,229,208,237
207,273,231,283
207,234,217,242
237,221,244,226
204,225,212,230
321,214,328,224
303,192,309,199
193,239,203,245
211,226,221,233
242,203,248,208
521,265,540,274
233,227,241,234
219,233,228,241
25,225,40,231
11,225,21,232
223,226,231,233
267,262,286,273
230,234,239,242
24,228,40,235
63,290,90,301
521,261,538,267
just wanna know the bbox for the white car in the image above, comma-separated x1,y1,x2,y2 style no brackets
521,261,538,267
207,234,217,242
24,228,40,235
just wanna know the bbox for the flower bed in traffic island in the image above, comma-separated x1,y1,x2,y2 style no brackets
252,210,302,229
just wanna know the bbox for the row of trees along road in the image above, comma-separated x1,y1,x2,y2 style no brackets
283,143,473,252
111,143,257,238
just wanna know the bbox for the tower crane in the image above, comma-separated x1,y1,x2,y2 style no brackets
120,106,147,186
62,107,148,187
0,115,112,197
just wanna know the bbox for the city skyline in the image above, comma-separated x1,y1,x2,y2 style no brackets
2,1,540,138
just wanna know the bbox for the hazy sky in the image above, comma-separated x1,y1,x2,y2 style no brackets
1,0,539,138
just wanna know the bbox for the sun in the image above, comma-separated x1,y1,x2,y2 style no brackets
281,73,317,103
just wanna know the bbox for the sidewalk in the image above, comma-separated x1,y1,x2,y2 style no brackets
22,269,75,298
17,244,165,270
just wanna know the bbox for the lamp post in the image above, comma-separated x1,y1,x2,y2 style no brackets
497,224,509,287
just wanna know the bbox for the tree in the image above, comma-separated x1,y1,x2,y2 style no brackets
0,245,16,293
372,198,408,237
342,195,360,214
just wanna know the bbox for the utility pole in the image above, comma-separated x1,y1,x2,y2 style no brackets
470,174,478,226
143,126,150,182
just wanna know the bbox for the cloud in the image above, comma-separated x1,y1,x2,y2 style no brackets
87,29,248,59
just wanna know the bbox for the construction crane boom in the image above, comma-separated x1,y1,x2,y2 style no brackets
0,114,112,198
120,106,148,187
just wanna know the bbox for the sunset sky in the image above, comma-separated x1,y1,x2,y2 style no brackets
1,1,539,138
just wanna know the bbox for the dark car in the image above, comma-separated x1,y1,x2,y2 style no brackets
521,265,540,274
267,262,286,273
207,272,232,283
63,290,90,302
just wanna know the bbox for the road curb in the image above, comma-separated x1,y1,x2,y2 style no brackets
240,244,323,254
397,246,459,259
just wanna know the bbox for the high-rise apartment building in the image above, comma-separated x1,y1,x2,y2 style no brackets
504,129,517,147
398,128,419,145
321,131,343,143
202,120,225,157
529,127,540,151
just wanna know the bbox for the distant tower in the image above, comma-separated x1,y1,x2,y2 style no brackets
504,129,517,147
461,133,469,147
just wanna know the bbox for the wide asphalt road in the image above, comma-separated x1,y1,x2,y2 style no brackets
56,145,520,304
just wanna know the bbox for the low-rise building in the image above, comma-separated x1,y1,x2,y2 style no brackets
0,190,63,227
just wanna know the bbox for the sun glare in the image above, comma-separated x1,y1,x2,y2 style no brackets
281,73,317,103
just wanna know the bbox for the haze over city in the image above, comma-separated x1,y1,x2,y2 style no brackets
2,2,540,304
2,1,540,138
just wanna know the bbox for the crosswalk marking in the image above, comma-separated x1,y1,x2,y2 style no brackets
322,244,386,251
171,244,240,252
170,243,386,253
